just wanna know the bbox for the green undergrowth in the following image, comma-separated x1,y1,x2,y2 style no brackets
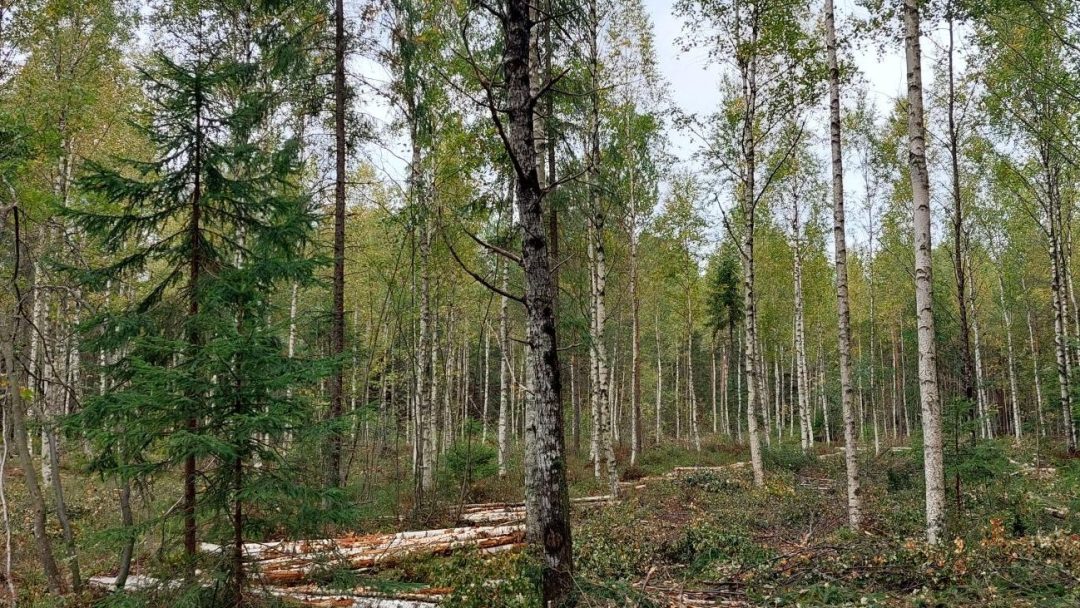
15,437,1080,607
415,438,1080,607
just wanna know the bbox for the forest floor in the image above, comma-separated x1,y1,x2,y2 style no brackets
8,436,1080,607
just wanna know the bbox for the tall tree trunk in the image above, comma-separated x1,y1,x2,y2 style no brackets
655,312,663,443
904,0,946,544
998,273,1022,439
891,328,900,438
1044,150,1075,451
688,297,700,452
429,302,441,463
674,344,681,440
416,180,435,497
498,214,512,477
3,309,63,593
629,194,642,465
792,200,811,452
900,323,912,437
969,279,992,439
503,2,573,600
819,347,831,445
328,0,347,489
946,8,977,429
571,355,580,453
755,329,770,448
482,320,491,442
742,244,764,486
46,427,80,591
721,335,731,435
773,354,781,439
825,0,862,530
231,449,245,605
711,345,718,434
184,80,205,564
867,199,879,451
737,333,744,442
585,1,615,492
1024,278,1046,436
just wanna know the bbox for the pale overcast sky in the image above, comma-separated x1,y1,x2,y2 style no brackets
642,0,915,251
645,0,909,161
355,0,952,253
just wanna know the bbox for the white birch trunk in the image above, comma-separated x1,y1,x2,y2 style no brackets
498,259,511,477
998,273,1022,439
904,0,946,543
826,0,862,530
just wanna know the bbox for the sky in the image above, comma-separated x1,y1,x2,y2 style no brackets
353,0,960,254
641,0,912,251
644,0,910,161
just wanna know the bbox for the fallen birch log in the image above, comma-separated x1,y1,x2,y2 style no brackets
264,584,448,607
669,464,745,475
452,494,615,525
89,575,447,607
203,524,526,584
89,575,181,591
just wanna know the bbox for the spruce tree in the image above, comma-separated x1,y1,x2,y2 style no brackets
68,1,325,592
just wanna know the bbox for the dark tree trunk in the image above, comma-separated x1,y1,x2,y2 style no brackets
3,312,64,593
185,78,204,564
503,1,573,603
946,8,976,430
232,454,244,606
328,0,347,488
116,477,134,588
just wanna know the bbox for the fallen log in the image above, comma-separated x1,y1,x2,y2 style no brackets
670,464,744,475
264,584,448,607
89,575,181,591
89,575,447,607
202,524,522,561
459,508,524,525
452,494,615,525
636,581,749,608
201,525,525,585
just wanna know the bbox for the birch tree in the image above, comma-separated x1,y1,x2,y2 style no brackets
903,0,946,544
824,0,863,529
676,0,822,487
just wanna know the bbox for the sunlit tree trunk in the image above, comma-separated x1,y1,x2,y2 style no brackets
826,0,862,530
819,348,831,445
655,312,663,443
792,200,811,451
905,0,946,544
498,257,510,477
743,246,765,485
711,346,718,435
1023,278,1046,436
998,273,1022,439
630,207,642,464
969,280,992,439
1044,152,1076,450
418,217,435,495
482,321,491,442
688,298,700,452
737,334,744,442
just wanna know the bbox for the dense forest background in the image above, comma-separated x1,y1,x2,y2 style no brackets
2,0,1080,606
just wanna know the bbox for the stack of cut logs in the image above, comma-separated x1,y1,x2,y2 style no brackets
89,495,621,607
203,523,527,586
89,458,796,607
